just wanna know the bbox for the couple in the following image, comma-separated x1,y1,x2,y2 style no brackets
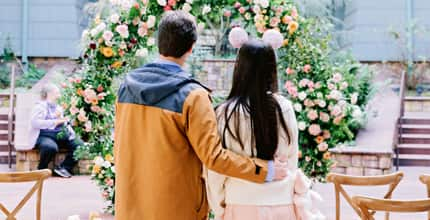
114,11,316,220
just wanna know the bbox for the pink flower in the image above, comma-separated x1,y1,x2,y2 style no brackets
332,73,343,83
303,64,311,73
97,93,107,100
269,17,280,27
333,116,343,125
284,80,294,89
315,82,322,89
317,142,328,152
102,191,109,199
85,121,92,132
77,109,88,122
262,29,284,49
308,124,321,136
340,81,348,90
307,109,318,121
331,105,342,116
287,86,298,98
138,25,148,37
282,15,292,24
351,93,358,104
317,161,322,167
97,85,104,93
304,99,315,107
299,79,309,88
228,27,248,49
74,78,82,84
102,31,113,42
291,7,298,19
70,106,79,115
105,178,114,187
83,88,98,104
286,67,295,75
91,105,102,113
319,112,330,122
234,1,241,8
328,83,335,90
323,130,331,139
318,100,326,108
224,10,232,17
238,7,246,14
298,92,307,101
61,82,68,88
305,156,311,162
168,0,176,6
115,24,129,38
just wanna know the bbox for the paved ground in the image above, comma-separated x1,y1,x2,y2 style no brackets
0,165,429,220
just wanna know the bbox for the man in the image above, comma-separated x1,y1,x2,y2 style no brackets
29,83,80,178
114,11,288,219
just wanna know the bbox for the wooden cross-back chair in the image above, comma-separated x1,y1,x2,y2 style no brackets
419,174,430,220
352,196,430,220
0,169,51,220
326,171,404,220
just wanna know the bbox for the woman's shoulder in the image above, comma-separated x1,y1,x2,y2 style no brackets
273,93,293,113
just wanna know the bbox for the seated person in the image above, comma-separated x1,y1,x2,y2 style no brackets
29,83,82,178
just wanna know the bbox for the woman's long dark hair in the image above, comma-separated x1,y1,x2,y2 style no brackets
219,39,290,160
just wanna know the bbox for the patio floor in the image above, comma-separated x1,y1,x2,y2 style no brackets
0,165,429,220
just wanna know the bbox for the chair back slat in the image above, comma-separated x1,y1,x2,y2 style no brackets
353,196,430,220
0,169,51,220
327,171,404,220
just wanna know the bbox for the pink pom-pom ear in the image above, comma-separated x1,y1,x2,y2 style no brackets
262,29,284,49
229,27,249,49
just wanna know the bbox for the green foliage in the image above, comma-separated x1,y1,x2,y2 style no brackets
16,63,46,88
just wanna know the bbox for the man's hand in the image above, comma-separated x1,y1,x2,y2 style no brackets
273,155,288,181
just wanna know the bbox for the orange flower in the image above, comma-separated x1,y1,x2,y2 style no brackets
288,21,299,35
61,103,68,109
323,152,331,160
98,38,103,44
111,61,123,69
283,39,289,46
298,150,302,158
77,88,84,96
92,165,101,174
101,47,114,58
91,99,99,105
315,136,325,144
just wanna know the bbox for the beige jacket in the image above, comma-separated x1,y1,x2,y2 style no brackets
206,95,299,218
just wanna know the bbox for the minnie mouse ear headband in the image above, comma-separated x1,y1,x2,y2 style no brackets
228,27,284,50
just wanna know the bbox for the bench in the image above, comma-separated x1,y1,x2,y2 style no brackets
16,149,92,175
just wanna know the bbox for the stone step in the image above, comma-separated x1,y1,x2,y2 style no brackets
394,154,430,166
401,124,430,134
397,144,430,155
404,96,430,102
401,116,430,125
400,134,430,144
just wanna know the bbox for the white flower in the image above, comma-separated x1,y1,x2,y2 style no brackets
110,13,120,23
182,3,192,12
318,100,327,108
186,0,193,3
119,41,127,49
147,37,155,46
329,90,342,100
111,166,116,173
202,5,211,14
340,81,348,90
120,0,132,10
157,0,167,6
259,0,269,8
103,161,112,168
351,93,358,104
317,92,323,98
136,48,149,57
94,156,104,166
105,40,113,47
294,103,302,112
90,22,106,37
352,106,363,119
147,15,156,28
298,91,307,101
298,121,306,131
253,5,261,14
81,29,89,39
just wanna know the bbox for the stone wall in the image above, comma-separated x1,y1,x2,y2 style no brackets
330,146,393,176
196,59,235,95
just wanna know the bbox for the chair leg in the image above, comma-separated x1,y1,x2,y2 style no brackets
335,189,340,220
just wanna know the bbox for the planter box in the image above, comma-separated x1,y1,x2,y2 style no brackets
329,146,393,176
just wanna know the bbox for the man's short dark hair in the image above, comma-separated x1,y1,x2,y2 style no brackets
157,11,197,58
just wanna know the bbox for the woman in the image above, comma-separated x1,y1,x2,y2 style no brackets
206,40,299,220
29,83,81,178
